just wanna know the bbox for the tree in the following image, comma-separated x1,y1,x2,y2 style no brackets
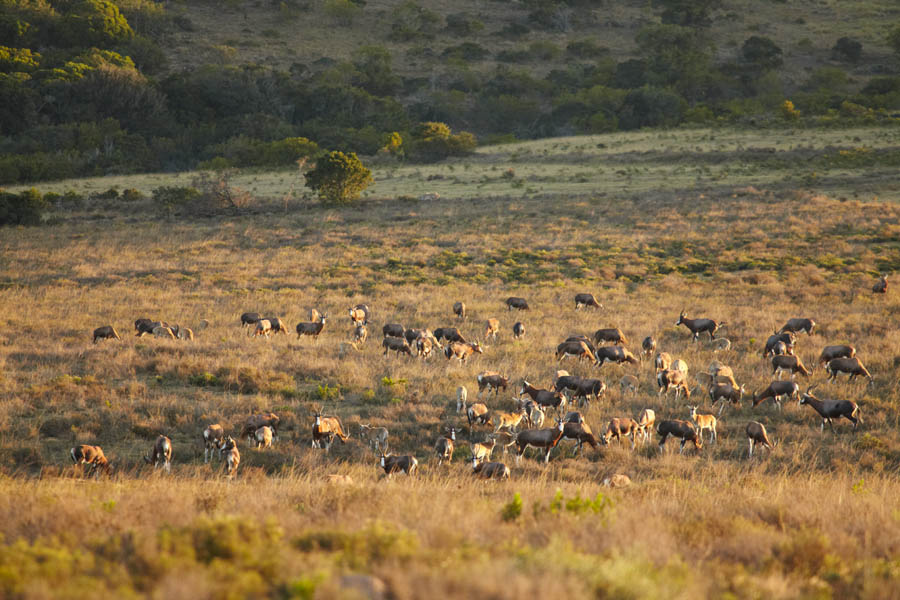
304,151,373,204
636,24,714,100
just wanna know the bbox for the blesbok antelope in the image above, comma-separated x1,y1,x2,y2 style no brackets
471,457,511,480
799,385,861,431
382,337,413,357
488,431,518,455
240,413,280,443
414,336,435,359
641,336,657,361
144,435,173,472
456,386,468,413
383,323,405,338
254,426,274,450
561,421,599,456
746,421,775,457
818,345,856,367
826,357,873,385
253,319,273,338
772,354,811,379
92,325,120,343
466,403,492,428
520,380,566,414
514,418,565,463
779,318,817,335
709,382,746,416
873,274,888,294
348,304,369,326
602,418,640,450
709,363,738,388
203,424,224,463
240,313,260,328
688,406,717,443
763,332,796,357
752,380,800,409
555,340,596,363
709,337,731,352
296,313,327,341
433,327,466,344
656,420,703,454
675,310,724,342
379,452,417,478
471,438,496,463
359,424,389,453
264,317,288,335
435,428,456,465
506,297,529,311
637,409,655,444
593,328,628,346
657,369,691,401
453,301,466,320
512,321,525,339
444,341,484,364
218,437,240,479
477,371,509,397
574,293,603,309
484,318,501,340
312,413,350,451
494,407,527,432
655,352,672,372
71,445,112,478
594,346,640,367
565,335,597,353
354,325,368,345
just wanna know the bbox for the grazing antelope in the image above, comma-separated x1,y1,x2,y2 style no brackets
657,420,703,454
435,428,456,465
506,296,529,310
296,314,327,341
637,409,655,444
144,435,173,472
495,407,527,432
641,336,657,361
433,327,466,344
594,346,640,367
818,345,856,367
772,354,811,379
453,301,466,320
254,319,273,338
572,378,607,406
240,312,261,328
203,424,224,463
779,318,816,336
415,335,435,359
379,452,418,478
484,318,501,340
746,421,775,458
763,332,795,357
657,369,691,401
710,337,731,352
359,424,389,453
873,274,888,294
799,385,861,431
512,321,525,339
488,432,518,455
218,437,240,479
264,317,288,335
675,310,724,342
709,363,737,388
71,445,112,478
477,371,509,397
383,323,405,338
619,375,639,397
556,340,596,363
471,438,496,463
514,418,566,464
565,335,597,353
348,304,369,326
466,403,492,428
826,357,873,385
603,418,640,450
688,406,717,443
444,341,483,364
526,404,545,429
456,386,468,413
240,413,280,443
752,380,800,409
709,382,745,416
92,325,120,343
354,325,368,345
574,293,602,309
383,337,413,357
593,328,628,346
520,381,566,414
312,413,350,451
254,426,274,450
561,421,599,456
153,325,176,339
471,457,511,480
655,352,672,372
671,359,688,376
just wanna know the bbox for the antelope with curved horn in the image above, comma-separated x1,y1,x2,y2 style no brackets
799,384,861,431
675,309,724,342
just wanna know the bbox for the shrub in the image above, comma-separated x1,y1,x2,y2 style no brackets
444,13,483,36
304,150,373,204
323,0,362,26
151,185,201,216
407,121,477,163
566,39,609,59
389,1,441,41
741,36,783,71
0,188,47,225
832,37,862,62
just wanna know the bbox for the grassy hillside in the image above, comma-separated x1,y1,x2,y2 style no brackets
2,127,900,597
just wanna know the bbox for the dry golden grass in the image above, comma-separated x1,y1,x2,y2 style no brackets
2,128,900,598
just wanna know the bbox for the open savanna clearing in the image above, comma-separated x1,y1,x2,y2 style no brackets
1,126,900,598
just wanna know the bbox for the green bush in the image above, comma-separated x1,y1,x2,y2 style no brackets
0,188,48,225
389,0,440,41
832,37,862,63
304,150,373,204
407,121,477,162
151,185,201,215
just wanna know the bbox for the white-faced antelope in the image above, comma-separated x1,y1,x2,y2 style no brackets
379,452,417,478
594,346,639,367
354,324,368,345
144,435,173,472
826,357,873,385
574,293,603,309
435,428,456,465
415,336,436,360
466,403,492,429
675,310,724,342
70,445,112,478
349,304,369,326
799,385,861,431
477,371,509,397
688,406,717,443
656,420,702,454
637,409,655,444
218,437,240,479
520,380,566,414
514,417,565,463
746,421,775,458
512,321,525,339
296,313,327,341
312,413,350,451
203,424,224,463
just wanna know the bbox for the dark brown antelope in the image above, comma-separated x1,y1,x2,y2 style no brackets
379,452,418,478
296,314,327,341
240,313,260,328
433,327,467,344
70,445,112,478
92,325,120,343
556,340,596,363
471,457,511,480
772,354,811,379
203,424,224,463
453,301,466,320
435,428,456,465
641,336,657,361
514,418,565,463
763,332,795,357
675,310,724,342
826,357,873,384
144,435,173,472
383,337,413,357
656,420,703,454
818,345,855,367
520,380,566,414
444,341,484,364
873,274,888,294
709,382,745,416
593,328,628,346
595,346,639,367
574,293,603,309
746,422,775,457
799,385,861,431
264,317,288,335
312,413,350,451
512,321,525,339
778,318,816,335
354,324,368,345
382,323,405,338
506,297,529,310
752,380,800,409
561,421,599,456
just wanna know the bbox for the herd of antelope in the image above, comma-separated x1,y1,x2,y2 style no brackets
81,278,887,481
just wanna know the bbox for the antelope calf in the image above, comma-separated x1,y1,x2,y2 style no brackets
435,428,456,465
826,357,873,385
444,341,484,364
415,335,435,359
603,418,640,450
772,354,811,379
203,424,224,463
710,337,731,352
593,328,628,346
218,437,240,479
512,321,525,339
471,457,511,480
471,438,496,463
240,413,280,443
71,445,112,478
453,301,466,320
92,325,120,343
495,407,527,433
253,319,273,338
379,452,418,478
675,310,724,342
477,371,508,397
656,420,702,454
574,293,602,309
657,369,691,401
254,426,274,450
800,385,861,431
637,409,655,444
506,296,529,311
779,318,816,336
354,325,368,345
641,336,657,361
360,424,389,453
484,318,501,340
514,418,565,463
456,385,468,413
688,406,717,443
296,314,327,341
873,274,888,294
144,435,172,472
746,421,774,457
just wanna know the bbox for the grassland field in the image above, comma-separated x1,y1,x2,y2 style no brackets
2,127,900,598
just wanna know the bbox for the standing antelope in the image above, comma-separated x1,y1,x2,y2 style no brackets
655,352,672,372
512,322,525,339
506,297,529,310
379,452,418,478
240,313,261,328
799,385,861,431
144,435,173,472
657,369,691,401
92,325,120,343
348,304,369,326
466,403,492,428
818,345,856,366
488,432,518,456
593,328,628,346
779,318,816,335
656,420,703,454
826,357,873,385
637,409,655,444
354,325,368,345
873,274,888,294
218,437,240,479
360,424,389,453
312,413,350,451
763,332,796,357
602,418,640,450
520,381,566,414
561,421,599,456
453,301,466,320
494,407,527,432
203,424,224,463
556,340,596,363
456,386,468,413
688,406,717,443
71,445,112,478
484,318,500,340
254,426,274,450
477,372,508,397
752,381,800,409
444,341,484,363
435,428,456,465
296,313,327,341
471,438,496,463
709,382,745,416
574,293,603,309
641,336,657,361
772,354,811,379
676,310,724,342
514,418,565,463
619,375,639,397
471,456,511,480
594,346,639,367
746,421,775,458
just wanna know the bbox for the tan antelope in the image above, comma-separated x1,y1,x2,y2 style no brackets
488,431,518,455
453,301,466,320
471,457,511,480
746,421,775,458
218,437,240,479
144,435,173,472
203,424,224,463
494,406,527,433
312,413,350,451
456,385,468,413
71,445,112,478
296,313,327,341
655,352,672,372
92,325,120,343
240,413,280,443
602,418,640,450
471,438,496,463
253,319,273,338
348,304,369,326
619,375,639,397
657,369,691,401
555,340,596,363
379,452,418,478
359,424,389,453
484,318,500,340
254,426,274,450
444,341,483,364
688,406,717,443
772,354,811,379
676,310,724,342
466,403,492,428
637,409,655,444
